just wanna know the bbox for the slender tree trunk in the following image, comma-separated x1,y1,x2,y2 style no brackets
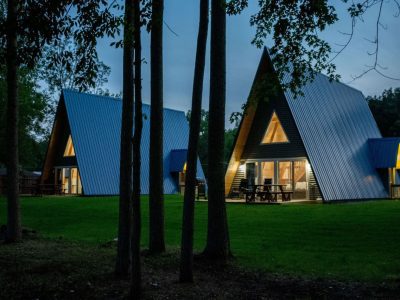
130,0,143,297
116,0,135,277
179,0,209,283
149,0,165,254
203,0,230,260
6,0,21,243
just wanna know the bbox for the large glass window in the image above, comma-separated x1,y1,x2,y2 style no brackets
62,168,70,193
58,167,82,195
278,161,292,190
64,135,76,157
261,161,275,185
262,112,289,144
71,168,78,194
293,160,307,199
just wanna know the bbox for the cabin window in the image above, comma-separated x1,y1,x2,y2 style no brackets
57,167,82,195
64,135,76,157
396,145,400,169
261,112,289,144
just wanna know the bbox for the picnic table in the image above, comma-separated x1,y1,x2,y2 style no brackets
37,184,64,196
243,184,293,203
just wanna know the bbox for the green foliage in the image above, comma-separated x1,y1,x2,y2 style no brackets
186,109,239,175
227,0,339,96
38,38,111,96
368,88,400,137
2,195,400,281
0,0,122,89
0,68,50,170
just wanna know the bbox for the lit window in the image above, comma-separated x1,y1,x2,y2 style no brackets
397,144,400,169
261,112,289,144
63,135,76,157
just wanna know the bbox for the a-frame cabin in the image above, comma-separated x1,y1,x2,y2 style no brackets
41,90,206,196
225,49,400,202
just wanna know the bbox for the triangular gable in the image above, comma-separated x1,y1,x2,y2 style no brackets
261,111,289,144
63,135,76,157
225,49,307,195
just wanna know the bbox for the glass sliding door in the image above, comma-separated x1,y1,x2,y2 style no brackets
71,168,78,194
62,168,70,194
261,161,275,185
278,161,292,190
293,160,307,199
244,159,310,200
57,167,82,195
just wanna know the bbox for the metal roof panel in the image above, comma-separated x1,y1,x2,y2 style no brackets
62,89,205,195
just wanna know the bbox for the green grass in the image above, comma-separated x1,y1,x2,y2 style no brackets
1,195,400,282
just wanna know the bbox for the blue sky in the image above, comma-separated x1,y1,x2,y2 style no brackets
97,1,400,125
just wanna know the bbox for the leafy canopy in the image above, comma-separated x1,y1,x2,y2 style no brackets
368,88,400,137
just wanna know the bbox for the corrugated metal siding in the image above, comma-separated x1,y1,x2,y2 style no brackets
242,95,307,160
368,138,400,168
282,72,388,200
62,90,205,195
308,166,322,200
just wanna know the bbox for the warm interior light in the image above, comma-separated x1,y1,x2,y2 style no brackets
262,112,289,144
396,144,400,169
63,135,76,157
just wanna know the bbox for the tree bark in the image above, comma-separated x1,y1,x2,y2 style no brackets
116,0,135,277
179,0,209,283
203,0,230,261
6,0,21,243
130,0,143,297
149,0,165,254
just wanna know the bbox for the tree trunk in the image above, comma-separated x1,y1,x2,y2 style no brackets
203,0,230,261
149,0,165,254
6,0,21,243
130,0,143,297
116,0,135,277
179,0,209,283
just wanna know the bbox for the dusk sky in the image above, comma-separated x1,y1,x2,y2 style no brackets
97,1,400,125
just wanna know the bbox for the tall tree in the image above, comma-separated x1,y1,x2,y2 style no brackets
203,0,230,260
149,0,165,254
5,0,21,242
116,0,135,277
130,0,143,296
1,0,121,243
179,0,209,282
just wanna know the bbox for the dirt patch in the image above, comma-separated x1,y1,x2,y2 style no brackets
0,237,398,299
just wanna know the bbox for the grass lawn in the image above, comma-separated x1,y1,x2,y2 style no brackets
1,195,400,282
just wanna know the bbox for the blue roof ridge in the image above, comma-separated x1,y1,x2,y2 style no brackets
262,47,365,96
62,89,187,115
